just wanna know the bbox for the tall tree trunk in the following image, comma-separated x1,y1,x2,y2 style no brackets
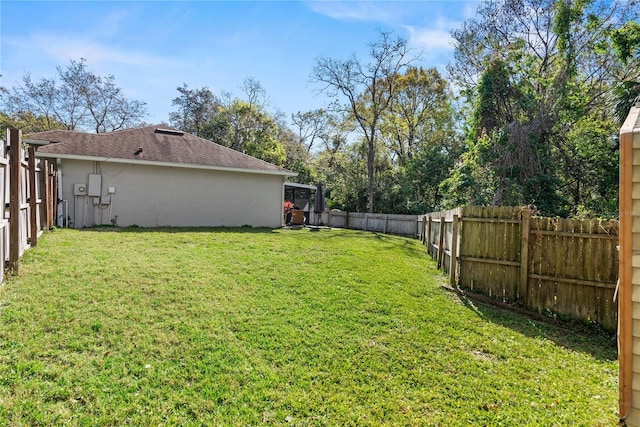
367,130,376,213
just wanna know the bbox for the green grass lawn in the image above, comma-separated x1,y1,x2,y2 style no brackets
0,227,618,426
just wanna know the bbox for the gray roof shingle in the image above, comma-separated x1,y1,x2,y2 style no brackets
31,125,294,175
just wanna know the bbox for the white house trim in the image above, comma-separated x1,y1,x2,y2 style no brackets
36,152,297,178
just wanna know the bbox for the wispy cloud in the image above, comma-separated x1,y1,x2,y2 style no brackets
307,1,403,23
462,1,479,19
5,32,170,68
405,13,463,54
308,1,470,57
406,25,455,52
2,31,192,122
91,9,133,38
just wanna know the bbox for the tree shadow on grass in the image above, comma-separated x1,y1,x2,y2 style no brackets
372,232,427,259
454,290,618,362
82,226,422,246
309,229,426,258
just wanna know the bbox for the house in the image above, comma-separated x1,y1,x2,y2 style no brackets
28,125,296,228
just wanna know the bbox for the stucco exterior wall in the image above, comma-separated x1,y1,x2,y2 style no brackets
56,159,286,228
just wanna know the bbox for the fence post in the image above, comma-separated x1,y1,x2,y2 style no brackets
519,208,532,303
51,163,57,228
450,214,460,286
437,216,445,269
46,162,52,228
28,146,38,247
39,160,48,229
8,129,21,272
427,216,433,257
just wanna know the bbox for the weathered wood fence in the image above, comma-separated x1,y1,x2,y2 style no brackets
422,206,619,330
0,129,56,281
314,211,421,237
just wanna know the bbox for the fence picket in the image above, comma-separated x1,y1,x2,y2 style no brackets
8,129,21,272
423,205,619,330
1,129,55,278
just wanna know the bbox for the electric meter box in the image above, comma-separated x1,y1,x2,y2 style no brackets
73,184,87,196
87,174,102,196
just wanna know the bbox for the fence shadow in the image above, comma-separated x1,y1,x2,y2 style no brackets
422,206,619,331
454,290,617,362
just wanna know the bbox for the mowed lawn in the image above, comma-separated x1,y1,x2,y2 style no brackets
0,227,618,426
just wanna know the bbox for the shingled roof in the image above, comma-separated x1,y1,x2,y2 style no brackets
31,125,295,176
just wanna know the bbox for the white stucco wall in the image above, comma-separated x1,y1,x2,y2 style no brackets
55,159,286,228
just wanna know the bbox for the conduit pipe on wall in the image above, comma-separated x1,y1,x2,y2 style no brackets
56,158,64,227
109,192,116,226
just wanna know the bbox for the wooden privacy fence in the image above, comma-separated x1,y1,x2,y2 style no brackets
315,211,420,237
0,129,56,282
423,206,619,330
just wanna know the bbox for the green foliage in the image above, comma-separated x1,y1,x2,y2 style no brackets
443,0,638,217
611,80,640,125
560,115,619,216
608,20,640,125
202,100,286,166
474,59,518,133
315,64,460,214
610,20,640,64
312,30,415,212
286,159,317,185
169,84,219,136
402,144,454,213
0,110,65,134
381,67,456,164
444,56,565,213
440,138,495,209
319,145,370,212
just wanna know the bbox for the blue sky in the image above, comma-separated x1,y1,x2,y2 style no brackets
1,1,478,128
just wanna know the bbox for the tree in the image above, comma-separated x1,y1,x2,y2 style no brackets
445,0,639,216
202,99,286,166
1,59,147,133
187,77,288,166
609,20,640,124
291,109,330,153
169,84,220,136
273,112,318,185
318,142,370,212
311,30,416,212
240,77,269,110
380,67,456,165
0,110,66,134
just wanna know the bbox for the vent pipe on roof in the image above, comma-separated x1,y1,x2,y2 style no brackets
155,128,184,136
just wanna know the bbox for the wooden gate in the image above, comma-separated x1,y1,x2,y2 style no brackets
2,129,56,277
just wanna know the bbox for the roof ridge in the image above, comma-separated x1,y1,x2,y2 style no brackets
33,125,295,176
